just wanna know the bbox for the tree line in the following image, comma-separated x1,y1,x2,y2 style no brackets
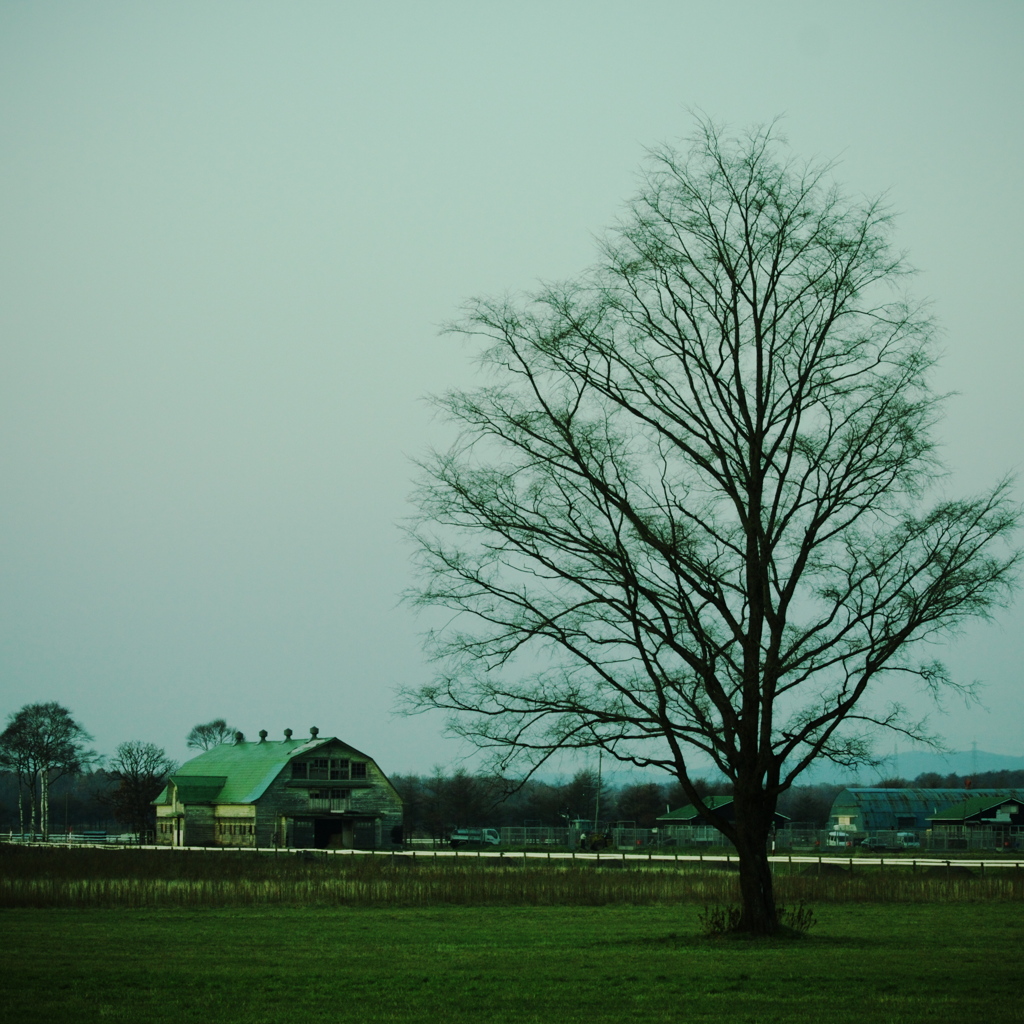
0,703,241,839
390,769,1024,838
3,700,1019,841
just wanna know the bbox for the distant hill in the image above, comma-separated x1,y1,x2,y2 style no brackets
799,749,1024,785
535,750,1024,788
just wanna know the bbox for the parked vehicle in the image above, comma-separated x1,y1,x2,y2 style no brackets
826,831,857,848
860,831,920,852
449,827,500,848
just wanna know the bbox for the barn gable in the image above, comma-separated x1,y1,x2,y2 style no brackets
154,729,402,850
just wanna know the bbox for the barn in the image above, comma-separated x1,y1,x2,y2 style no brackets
153,727,403,849
828,788,1018,833
656,796,790,829
928,791,1024,845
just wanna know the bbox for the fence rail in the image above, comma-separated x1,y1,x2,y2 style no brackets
3,837,1022,871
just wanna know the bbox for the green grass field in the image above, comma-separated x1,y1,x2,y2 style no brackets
3,903,1022,1024
3,848,1023,1022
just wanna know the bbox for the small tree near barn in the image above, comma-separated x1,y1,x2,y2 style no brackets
107,741,178,841
186,719,239,751
406,119,1019,935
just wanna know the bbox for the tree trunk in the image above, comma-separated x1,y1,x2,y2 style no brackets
29,771,38,837
731,787,779,935
734,834,778,935
41,769,49,841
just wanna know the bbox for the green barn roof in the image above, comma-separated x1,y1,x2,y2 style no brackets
155,736,361,805
928,791,1024,822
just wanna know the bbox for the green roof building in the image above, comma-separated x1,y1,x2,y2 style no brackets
656,796,789,829
928,792,1024,829
828,788,1019,833
154,727,403,850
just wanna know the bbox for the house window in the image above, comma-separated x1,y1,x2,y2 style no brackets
216,820,254,836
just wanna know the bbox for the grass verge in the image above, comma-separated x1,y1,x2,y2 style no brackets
2,845,1022,907
2,904,1022,1024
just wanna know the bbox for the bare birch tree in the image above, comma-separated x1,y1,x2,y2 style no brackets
406,119,1019,935
0,702,93,840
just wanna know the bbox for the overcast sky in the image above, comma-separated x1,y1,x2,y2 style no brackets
1,2,1021,775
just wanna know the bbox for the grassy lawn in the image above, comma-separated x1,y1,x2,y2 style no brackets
2,903,1022,1024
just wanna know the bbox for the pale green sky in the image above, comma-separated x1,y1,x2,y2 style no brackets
1,1,1022,772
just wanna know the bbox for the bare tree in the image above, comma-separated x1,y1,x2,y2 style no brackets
0,703,94,840
107,741,178,841
186,719,238,751
406,119,1019,935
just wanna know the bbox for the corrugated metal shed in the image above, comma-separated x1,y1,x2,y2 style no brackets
830,788,1019,831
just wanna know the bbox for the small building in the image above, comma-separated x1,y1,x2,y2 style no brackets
928,791,1024,838
656,796,789,830
154,728,403,849
828,788,1018,833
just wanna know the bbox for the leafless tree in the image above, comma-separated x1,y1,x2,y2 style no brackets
406,119,1019,934
0,702,94,839
186,719,238,751
107,741,178,841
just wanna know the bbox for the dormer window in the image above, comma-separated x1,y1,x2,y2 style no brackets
292,757,368,781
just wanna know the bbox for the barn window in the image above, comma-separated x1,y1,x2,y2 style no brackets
309,758,329,780
291,761,308,779
351,762,367,779
330,759,349,780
